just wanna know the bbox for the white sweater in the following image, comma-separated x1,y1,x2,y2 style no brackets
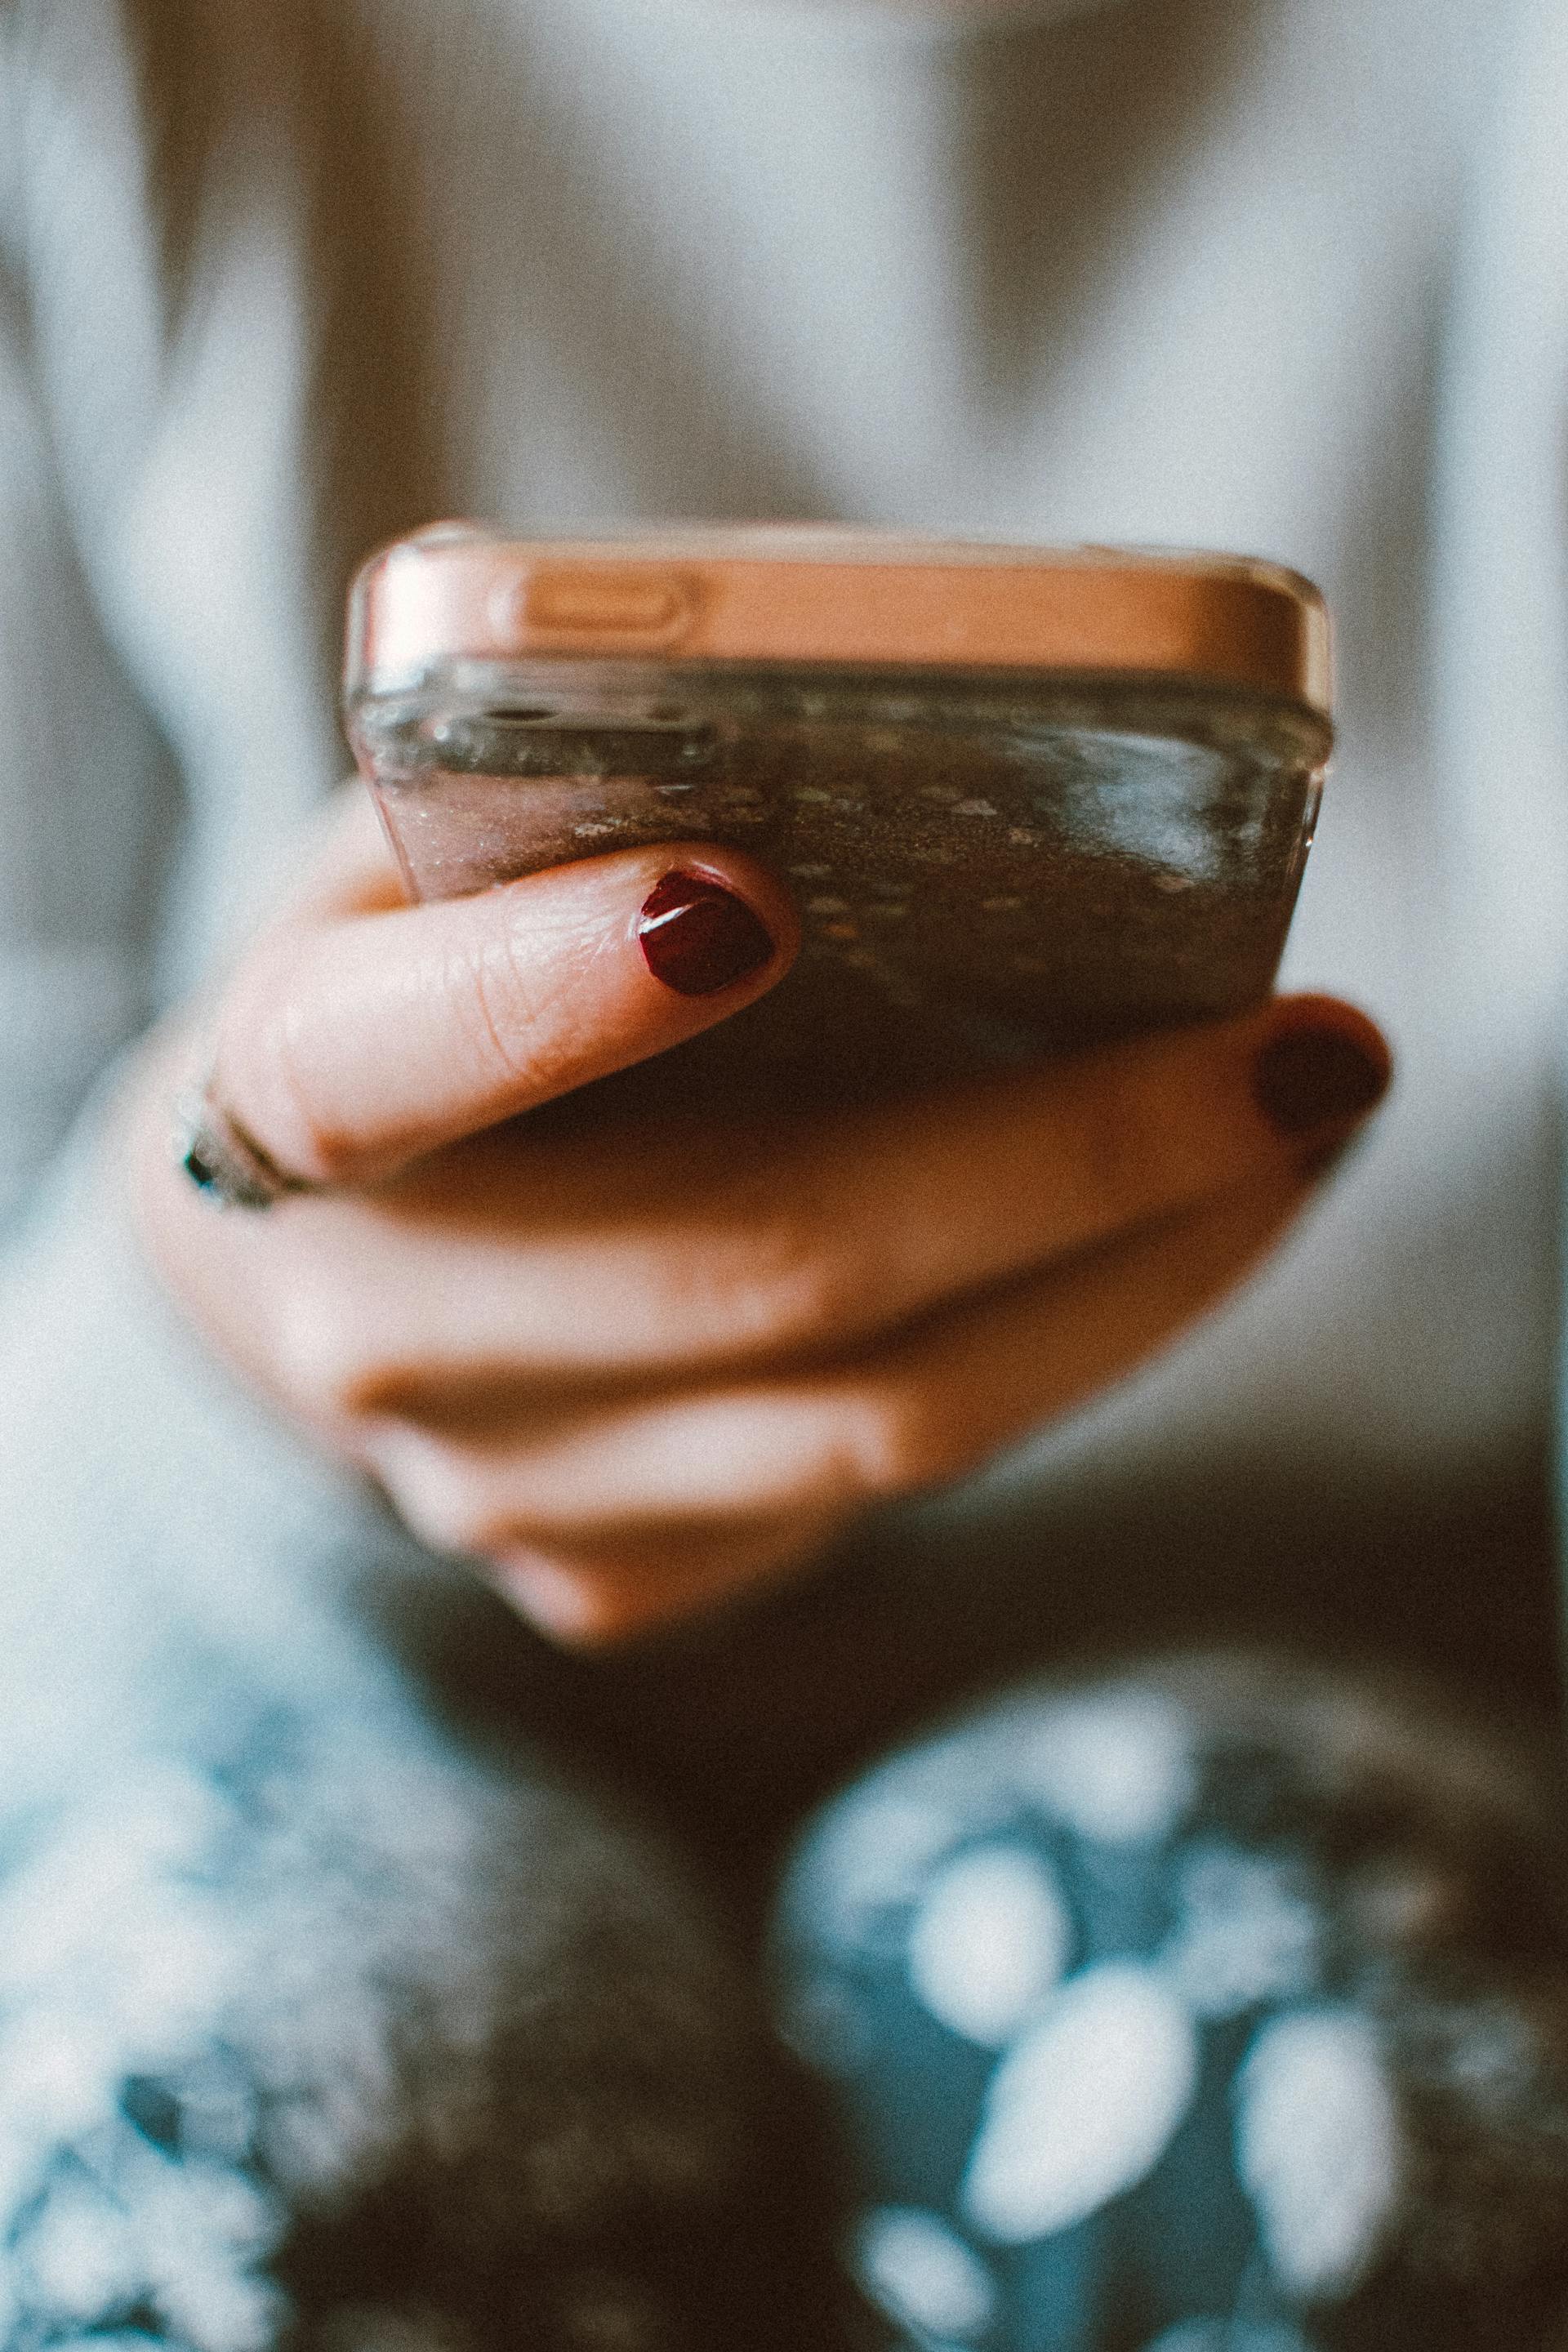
2,0,1566,1762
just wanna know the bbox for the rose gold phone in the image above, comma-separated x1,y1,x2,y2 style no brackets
345,524,1331,1113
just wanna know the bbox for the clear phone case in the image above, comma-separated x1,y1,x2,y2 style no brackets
346,530,1332,1114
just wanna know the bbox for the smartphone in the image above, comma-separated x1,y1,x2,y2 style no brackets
345,524,1331,1115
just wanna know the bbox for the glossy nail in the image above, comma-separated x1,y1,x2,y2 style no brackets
1253,1021,1392,1137
638,870,775,996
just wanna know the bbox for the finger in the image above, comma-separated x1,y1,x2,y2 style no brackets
207,813,799,1186
310,994,1388,1404
362,1161,1312,1627
483,1516,844,1646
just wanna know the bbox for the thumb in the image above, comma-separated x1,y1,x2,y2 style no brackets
207,826,797,1187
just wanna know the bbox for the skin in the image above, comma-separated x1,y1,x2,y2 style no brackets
125,791,1389,1647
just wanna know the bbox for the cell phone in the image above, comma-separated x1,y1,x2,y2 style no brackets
345,524,1331,1115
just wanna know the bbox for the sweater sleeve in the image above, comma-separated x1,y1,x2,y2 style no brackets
0,12,450,1769
0,250,180,1236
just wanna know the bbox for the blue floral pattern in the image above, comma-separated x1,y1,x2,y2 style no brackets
774,1659,1568,2352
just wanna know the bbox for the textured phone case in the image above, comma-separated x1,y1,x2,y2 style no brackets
350,656,1329,1116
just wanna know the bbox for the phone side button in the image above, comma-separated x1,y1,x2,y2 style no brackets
516,567,701,646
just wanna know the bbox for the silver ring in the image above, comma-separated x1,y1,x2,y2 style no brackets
175,1087,315,1211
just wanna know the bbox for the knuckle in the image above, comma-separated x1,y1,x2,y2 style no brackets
269,1290,379,1421
220,954,358,1186
836,1383,970,1503
693,1204,872,1357
274,1113,359,1190
462,899,596,1101
464,921,546,1085
373,1435,504,1559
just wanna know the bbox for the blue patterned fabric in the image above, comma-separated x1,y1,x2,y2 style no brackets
773,1659,1568,2352
2,1648,1568,2345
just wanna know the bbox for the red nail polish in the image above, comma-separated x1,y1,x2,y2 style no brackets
1253,1023,1391,1137
638,871,775,996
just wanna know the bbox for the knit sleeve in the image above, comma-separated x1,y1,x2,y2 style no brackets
0,55,181,1236
0,0,459,1787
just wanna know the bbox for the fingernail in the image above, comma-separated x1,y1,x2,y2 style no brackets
638,870,776,996
1253,1022,1391,1137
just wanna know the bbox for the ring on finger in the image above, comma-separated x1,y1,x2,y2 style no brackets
174,1085,320,1211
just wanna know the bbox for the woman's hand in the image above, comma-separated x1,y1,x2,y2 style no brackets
126,794,1391,1647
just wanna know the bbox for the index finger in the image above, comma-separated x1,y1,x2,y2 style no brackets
206,796,799,1187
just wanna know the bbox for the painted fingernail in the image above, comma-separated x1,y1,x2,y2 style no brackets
638,870,775,996
1253,1022,1392,1137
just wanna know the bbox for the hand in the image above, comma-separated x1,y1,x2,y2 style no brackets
126,794,1391,1647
